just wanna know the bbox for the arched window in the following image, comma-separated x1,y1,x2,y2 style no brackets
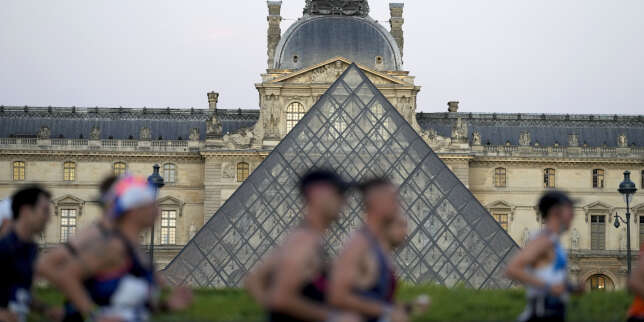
286,102,305,133
592,169,605,189
113,162,126,176
494,167,507,187
588,274,609,291
237,162,250,182
12,161,25,181
163,163,177,184
64,162,76,182
544,168,556,188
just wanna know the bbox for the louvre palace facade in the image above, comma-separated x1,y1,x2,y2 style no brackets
1,0,643,290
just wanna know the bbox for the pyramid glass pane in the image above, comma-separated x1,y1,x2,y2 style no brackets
164,64,519,289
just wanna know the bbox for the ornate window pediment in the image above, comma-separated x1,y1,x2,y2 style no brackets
583,201,613,222
486,200,516,222
52,194,85,217
157,196,185,217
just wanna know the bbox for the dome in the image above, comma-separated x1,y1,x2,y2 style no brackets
274,16,403,71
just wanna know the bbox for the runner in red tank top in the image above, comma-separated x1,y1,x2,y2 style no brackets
628,243,644,321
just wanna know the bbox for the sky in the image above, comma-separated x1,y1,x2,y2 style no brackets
1,0,643,114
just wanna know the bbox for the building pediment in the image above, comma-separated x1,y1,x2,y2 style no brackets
267,57,407,86
583,201,614,222
52,194,85,207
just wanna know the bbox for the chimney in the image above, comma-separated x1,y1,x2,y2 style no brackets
207,91,219,112
448,101,459,113
267,1,283,69
389,3,405,59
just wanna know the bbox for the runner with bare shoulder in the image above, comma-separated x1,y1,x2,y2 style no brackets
245,169,359,322
328,178,408,322
36,176,118,322
506,191,582,322
51,175,192,322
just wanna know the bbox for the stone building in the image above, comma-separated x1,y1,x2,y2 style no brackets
0,0,643,290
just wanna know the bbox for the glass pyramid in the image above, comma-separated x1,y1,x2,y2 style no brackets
163,64,519,289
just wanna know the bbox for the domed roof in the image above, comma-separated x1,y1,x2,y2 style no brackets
274,16,403,71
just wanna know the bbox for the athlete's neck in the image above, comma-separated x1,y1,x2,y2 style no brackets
13,218,35,242
117,221,143,244
544,218,564,235
304,207,329,233
365,214,386,240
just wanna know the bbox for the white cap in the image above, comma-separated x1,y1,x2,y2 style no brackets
0,198,12,222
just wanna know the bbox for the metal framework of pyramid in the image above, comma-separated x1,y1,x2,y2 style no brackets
163,64,519,289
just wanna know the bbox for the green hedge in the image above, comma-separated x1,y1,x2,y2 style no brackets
34,285,633,322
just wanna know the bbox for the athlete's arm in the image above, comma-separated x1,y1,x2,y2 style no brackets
269,233,333,322
505,235,564,294
328,234,392,318
35,246,72,285
629,252,644,297
54,237,125,316
245,249,278,307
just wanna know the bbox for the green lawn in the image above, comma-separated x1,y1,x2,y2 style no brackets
34,285,633,322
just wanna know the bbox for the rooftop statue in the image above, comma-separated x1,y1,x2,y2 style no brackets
303,0,370,17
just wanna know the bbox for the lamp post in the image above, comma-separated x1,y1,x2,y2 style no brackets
613,171,638,275
148,164,165,264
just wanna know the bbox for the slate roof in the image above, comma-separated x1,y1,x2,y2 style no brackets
274,15,403,71
417,112,644,147
0,106,259,140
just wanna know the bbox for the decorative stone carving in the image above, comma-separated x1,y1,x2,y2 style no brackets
222,163,236,179
450,118,468,143
207,115,223,138
310,61,348,83
304,0,369,17
521,228,530,248
189,128,200,141
90,126,101,140
519,131,531,146
618,133,628,147
38,126,51,139
223,127,255,148
472,131,481,146
570,228,580,249
140,127,151,140
568,133,579,147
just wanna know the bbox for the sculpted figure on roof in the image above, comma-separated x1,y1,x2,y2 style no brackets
303,0,369,17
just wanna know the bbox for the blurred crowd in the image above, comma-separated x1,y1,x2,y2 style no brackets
1,169,644,322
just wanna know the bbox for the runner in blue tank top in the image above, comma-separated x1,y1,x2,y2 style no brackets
49,175,192,322
506,191,583,322
329,177,409,322
0,186,62,322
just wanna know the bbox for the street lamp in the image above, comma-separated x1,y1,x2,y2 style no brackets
148,164,165,264
613,170,638,274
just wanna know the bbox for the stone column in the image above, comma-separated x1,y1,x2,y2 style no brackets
389,3,404,59
207,91,219,113
267,1,283,69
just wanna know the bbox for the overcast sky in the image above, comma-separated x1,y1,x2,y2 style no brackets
1,0,643,114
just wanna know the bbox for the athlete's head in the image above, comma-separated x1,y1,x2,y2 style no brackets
11,186,52,235
538,191,575,231
299,169,349,222
359,177,400,226
107,175,159,230
386,213,408,250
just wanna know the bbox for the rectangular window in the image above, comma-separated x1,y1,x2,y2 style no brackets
64,162,76,181
494,168,507,187
591,215,606,250
640,216,644,246
492,213,509,231
160,210,177,245
60,209,77,242
544,168,556,188
13,161,25,181
592,169,605,189
113,162,126,176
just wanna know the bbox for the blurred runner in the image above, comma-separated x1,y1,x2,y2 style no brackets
245,169,359,322
0,198,12,236
0,186,61,322
37,176,118,322
506,191,582,322
328,177,409,322
51,175,192,322
627,241,644,321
